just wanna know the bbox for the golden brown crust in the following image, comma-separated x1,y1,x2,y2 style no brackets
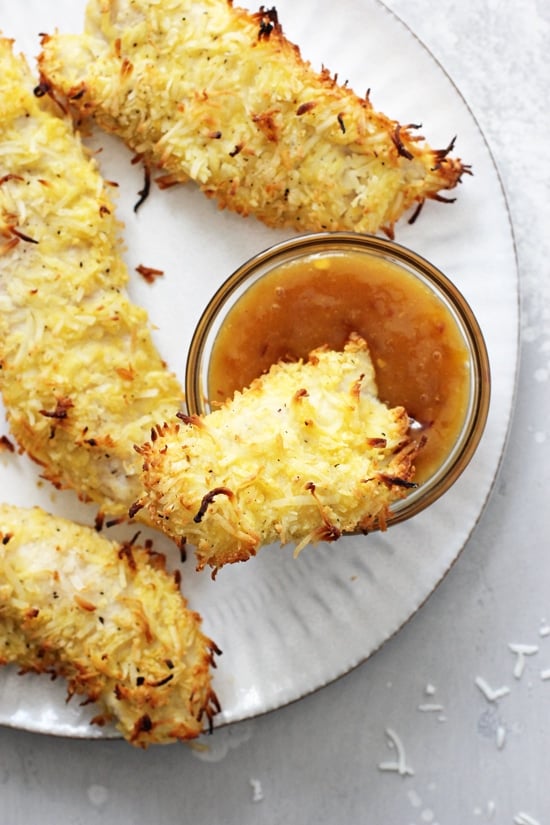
38,0,469,237
0,37,183,518
0,503,220,746
0,40,219,745
135,335,419,574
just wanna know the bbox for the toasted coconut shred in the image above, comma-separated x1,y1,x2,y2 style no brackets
38,0,469,237
135,335,419,574
0,504,220,746
0,38,183,518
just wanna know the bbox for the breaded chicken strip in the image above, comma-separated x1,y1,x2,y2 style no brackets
0,38,183,519
38,0,468,237
0,503,220,746
133,335,418,574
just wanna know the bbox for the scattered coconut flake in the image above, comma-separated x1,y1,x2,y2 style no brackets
539,624,550,638
378,727,414,777
496,724,507,750
249,778,264,802
418,703,445,713
474,801,497,818
424,683,437,696
508,643,539,679
514,812,541,825
540,668,550,681
475,676,511,702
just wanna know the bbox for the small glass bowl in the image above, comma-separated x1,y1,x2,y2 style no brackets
185,232,490,526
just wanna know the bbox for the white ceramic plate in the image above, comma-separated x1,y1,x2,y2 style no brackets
0,0,518,738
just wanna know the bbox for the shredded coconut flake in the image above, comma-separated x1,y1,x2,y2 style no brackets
496,724,507,750
249,778,264,802
377,727,414,777
508,643,539,679
514,813,541,825
475,676,511,702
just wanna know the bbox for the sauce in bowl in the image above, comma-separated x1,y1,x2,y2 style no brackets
208,251,471,483
186,233,490,523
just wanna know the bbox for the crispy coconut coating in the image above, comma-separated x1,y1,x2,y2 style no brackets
0,38,183,518
134,335,419,574
0,614,37,668
38,0,468,237
0,503,220,746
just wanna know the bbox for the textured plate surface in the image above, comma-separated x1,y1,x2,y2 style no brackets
0,0,518,737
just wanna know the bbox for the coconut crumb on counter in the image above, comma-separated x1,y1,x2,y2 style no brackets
508,643,539,679
514,813,541,825
377,728,414,777
474,676,511,703
416,684,447,722
249,778,264,803
495,724,507,750
473,800,498,820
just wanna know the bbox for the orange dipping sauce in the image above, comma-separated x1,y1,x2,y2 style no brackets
208,250,472,483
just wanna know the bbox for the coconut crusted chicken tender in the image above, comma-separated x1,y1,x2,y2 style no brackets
0,503,220,746
39,0,468,238
133,335,418,574
0,37,183,519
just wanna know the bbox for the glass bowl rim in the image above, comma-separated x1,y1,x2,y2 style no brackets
185,231,491,527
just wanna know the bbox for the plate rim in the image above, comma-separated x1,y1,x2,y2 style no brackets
0,0,520,740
